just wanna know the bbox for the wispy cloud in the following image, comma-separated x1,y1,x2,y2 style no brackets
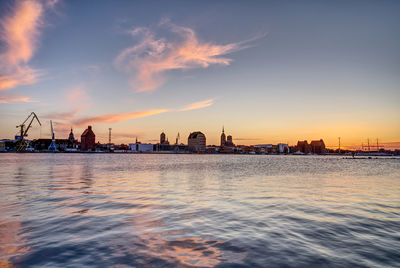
72,109,168,127
45,96,211,132
0,0,56,90
179,99,214,111
115,20,264,92
235,138,262,141
0,96,32,103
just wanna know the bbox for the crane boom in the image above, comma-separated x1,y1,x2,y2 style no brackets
16,112,41,152
50,120,54,138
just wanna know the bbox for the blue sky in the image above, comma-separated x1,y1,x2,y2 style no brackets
1,0,399,148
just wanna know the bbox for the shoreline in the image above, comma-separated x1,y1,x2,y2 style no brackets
0,151,398,158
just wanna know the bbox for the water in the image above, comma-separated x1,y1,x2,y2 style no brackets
0,154,399,267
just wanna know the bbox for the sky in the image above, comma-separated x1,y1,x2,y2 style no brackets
0,0,399,149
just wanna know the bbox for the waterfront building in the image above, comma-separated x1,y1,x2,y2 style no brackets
296,140,311,154
31,139,70,151
160,132,166,144
81,126,96,151
129,142,154,152
310,139,326,154
188,131,206,153
226,135,234,146
220,127,235,150
0,140,8,151
277,143,289,153
220,127,226,147
254,144,275,154
68,128,75,143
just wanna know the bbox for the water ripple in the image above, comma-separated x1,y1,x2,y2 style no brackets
0,154,399,267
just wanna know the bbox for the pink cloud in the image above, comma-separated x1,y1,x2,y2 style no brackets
72,109,168,127
0,0,56,90
179,99,214,111
0,96,31,103
115,21,262,92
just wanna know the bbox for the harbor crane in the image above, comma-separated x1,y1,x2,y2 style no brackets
15,112,41,152
48,120,57,152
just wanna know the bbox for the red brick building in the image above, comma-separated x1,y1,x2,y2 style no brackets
310,139,326,154
81,126,95,151
297,140,311,154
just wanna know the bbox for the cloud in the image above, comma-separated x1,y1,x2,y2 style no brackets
115,21,263,92
0,0,56,90
72,109,168,127
0,96,32,103
43,96,212,134
235,138,262,141
179,99,214,111
42,107,82,121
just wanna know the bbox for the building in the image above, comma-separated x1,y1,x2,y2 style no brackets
81,126,96,151
160,132,166,144
188,131,206,153
0,140,8,152
68,128,76,143
220,126,234,148
296,140,311,154
226,135,234,146
67,128,77,148
129,142,154,152
254,144,276,154
277,143,289,154
310,139,326,154
220,127,226,147
31,139,71,151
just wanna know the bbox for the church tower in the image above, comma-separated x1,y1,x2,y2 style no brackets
68,128,75,143
220,126,226,147
160,132,166,144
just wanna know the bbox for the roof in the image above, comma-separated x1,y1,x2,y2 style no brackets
310,139,325,146
188,131,204,139
297,140,309,145
81,126,95,137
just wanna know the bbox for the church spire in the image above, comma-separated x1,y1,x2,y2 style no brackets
220,125,226,147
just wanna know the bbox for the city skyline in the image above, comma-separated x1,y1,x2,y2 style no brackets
1,0,399,149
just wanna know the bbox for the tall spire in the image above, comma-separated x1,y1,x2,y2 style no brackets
220,125,226,147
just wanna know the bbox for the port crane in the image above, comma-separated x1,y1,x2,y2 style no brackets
15,112,41,152
48,120,57,152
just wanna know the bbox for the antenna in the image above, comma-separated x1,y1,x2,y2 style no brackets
109,128,112,144
376,138,379,151
338,137,341,154
367,138,370,152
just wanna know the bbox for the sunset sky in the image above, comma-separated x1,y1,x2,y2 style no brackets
0,0,399,149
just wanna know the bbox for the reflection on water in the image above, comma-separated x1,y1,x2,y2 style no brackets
0,154,399,267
